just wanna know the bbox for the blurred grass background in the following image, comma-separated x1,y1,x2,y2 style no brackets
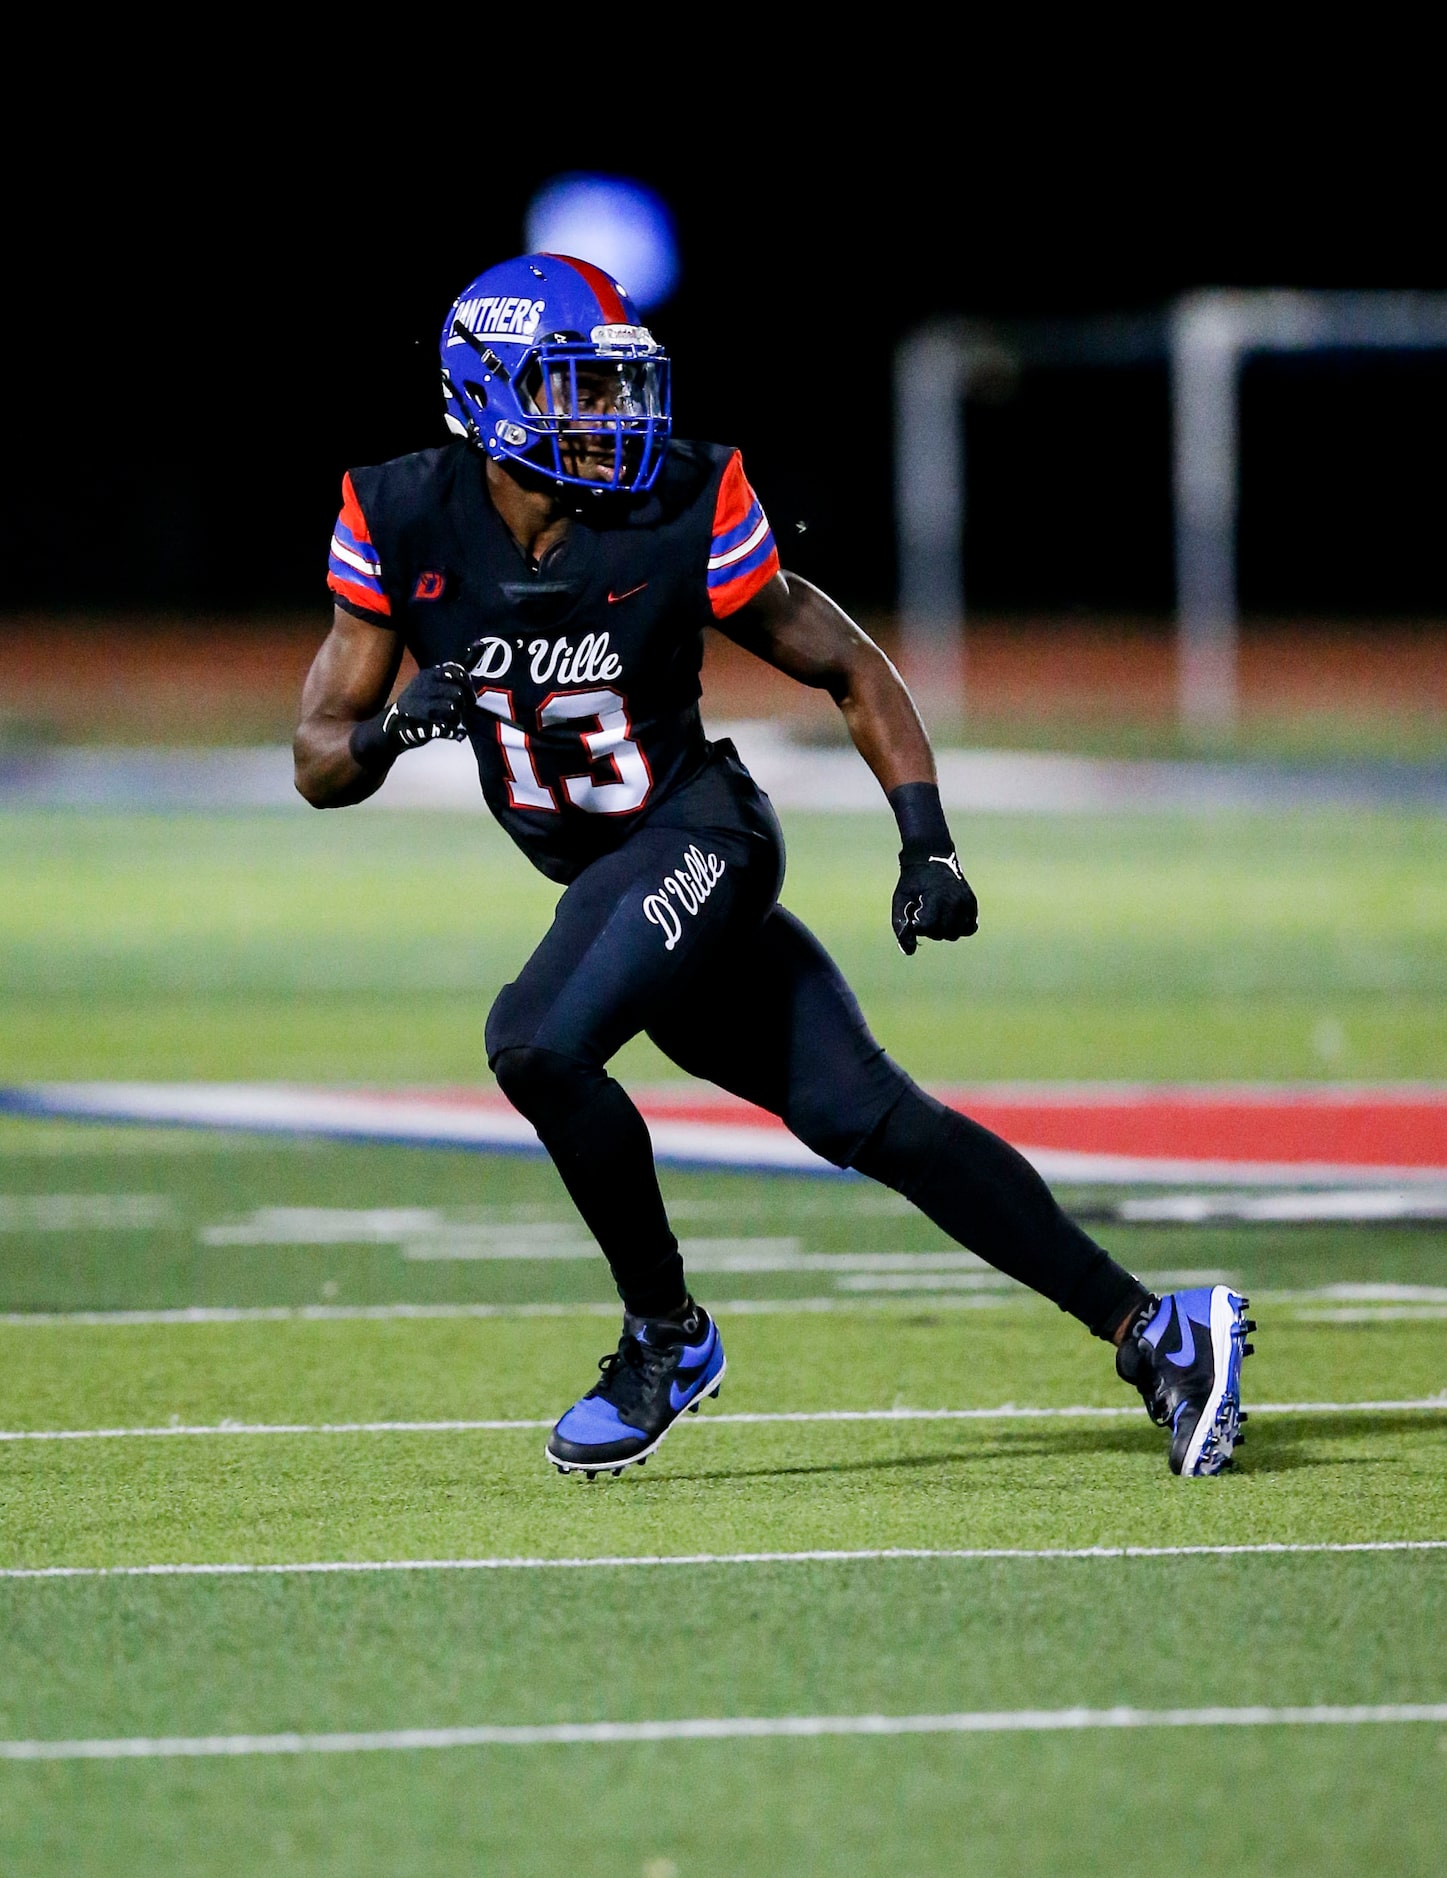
2,611,1443,1089
2,805,1442,1085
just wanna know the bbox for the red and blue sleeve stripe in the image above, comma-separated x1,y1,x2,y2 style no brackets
707,451,779,617
327,472,391,617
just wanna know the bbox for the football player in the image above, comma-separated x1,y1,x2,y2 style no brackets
295,252,1253,1480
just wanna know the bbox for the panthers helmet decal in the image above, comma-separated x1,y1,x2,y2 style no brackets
439,253,671,493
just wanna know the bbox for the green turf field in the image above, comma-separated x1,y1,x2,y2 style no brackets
1,804,1444,1873
2,804,1444,1081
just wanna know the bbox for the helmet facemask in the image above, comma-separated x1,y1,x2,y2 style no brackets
515,339,671,491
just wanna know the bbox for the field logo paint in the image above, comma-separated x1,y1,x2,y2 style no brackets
643,845,726,951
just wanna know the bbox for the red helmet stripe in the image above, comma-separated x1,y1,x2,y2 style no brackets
543,253,629,323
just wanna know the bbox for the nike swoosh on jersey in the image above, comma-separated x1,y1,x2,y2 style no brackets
608,582,648,604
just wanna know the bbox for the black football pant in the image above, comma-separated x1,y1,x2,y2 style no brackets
486,749,1148,1340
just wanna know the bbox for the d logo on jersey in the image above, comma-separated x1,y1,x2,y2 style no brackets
412,570,449,602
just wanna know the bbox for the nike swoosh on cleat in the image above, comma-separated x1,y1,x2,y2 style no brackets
608,582,648,604
1164,1306,1196,1368
670,1377,707,1412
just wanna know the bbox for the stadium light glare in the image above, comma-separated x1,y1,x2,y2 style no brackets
523,174,680,311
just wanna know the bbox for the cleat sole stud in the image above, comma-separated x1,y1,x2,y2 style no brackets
612,1468,623,1477
585,1471,597,1482
1243,1342,1255,1356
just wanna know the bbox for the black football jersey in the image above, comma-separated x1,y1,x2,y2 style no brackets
326,439,780,882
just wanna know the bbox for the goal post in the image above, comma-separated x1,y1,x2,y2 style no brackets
894,291,1447,732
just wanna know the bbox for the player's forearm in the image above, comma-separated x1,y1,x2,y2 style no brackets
748,574,938,794
835,641,938,797
292,713,392,807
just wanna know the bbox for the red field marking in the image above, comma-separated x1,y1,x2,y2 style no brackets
6,1082,1447,1181
932,1087,1447,1170
403,1082,1447,1171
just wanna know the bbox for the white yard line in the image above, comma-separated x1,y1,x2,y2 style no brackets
0,1302,623,1327
3,1540,1443,1582
0,1298,1017,1327
1,1397,1442,1444
2,1289,1445,1328
1294,1306,1447,1321
2,1280,1445,1331
2,1702,1444,1760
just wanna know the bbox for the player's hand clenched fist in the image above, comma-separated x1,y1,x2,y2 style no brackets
347,661,475,775
892,848,979,955
381,662,474,749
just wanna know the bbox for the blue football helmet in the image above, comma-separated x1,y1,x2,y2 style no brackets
440,253,671,493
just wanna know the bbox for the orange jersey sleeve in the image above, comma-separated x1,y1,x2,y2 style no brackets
707,451,779,617
326,471,392,617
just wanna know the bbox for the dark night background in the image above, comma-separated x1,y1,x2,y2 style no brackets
6,74,1444,628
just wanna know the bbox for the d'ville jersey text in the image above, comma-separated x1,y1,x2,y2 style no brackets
468,633,624,686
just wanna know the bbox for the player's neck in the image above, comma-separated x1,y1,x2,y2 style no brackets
485,458,572,569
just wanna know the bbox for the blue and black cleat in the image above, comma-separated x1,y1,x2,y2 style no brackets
1116,1285,1256,1477
546,1302,725,1479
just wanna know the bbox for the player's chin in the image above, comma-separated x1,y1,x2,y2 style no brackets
561,450,622,487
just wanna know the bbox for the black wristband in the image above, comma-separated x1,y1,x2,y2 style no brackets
348,711,396,774
887,781,954,859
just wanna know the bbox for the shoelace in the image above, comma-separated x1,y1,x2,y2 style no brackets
591,1334,672,1410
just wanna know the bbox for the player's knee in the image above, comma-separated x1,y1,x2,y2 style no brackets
848,1083,956,1195
484,983,530,1066
784,1086,899,1169
780,1055,919,1169
490,1044,601,1129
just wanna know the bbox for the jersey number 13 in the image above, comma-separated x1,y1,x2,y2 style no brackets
474,687,653,816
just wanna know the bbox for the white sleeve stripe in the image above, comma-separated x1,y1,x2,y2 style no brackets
330,536,384,579
708,514,773,572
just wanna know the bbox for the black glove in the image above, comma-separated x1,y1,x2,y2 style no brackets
885,780,979,955
891,845,980,955
350,662,473,770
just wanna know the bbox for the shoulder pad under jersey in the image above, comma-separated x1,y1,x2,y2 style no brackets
345,442,469,536
619,438,732,527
